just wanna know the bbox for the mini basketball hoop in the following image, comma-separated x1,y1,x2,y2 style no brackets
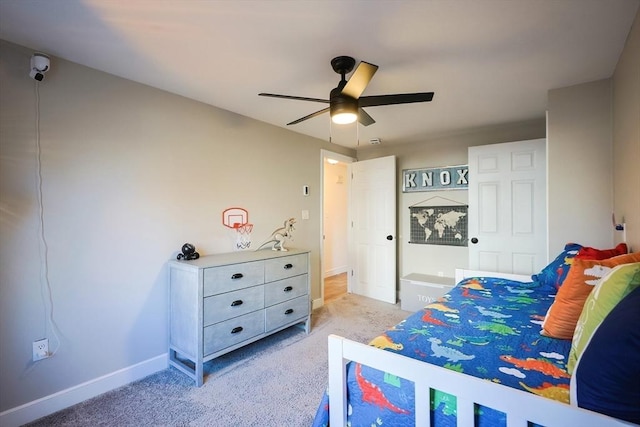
222,207,253,250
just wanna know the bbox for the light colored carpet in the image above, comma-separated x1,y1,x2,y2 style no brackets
27,293,409,426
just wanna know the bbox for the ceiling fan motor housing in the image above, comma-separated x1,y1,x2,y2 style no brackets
330,85,358,117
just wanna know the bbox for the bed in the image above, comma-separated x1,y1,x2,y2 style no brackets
312,251,640,427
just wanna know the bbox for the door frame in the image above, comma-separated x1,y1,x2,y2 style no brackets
319,149,355,308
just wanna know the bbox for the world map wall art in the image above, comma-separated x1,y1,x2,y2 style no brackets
409,205,468,246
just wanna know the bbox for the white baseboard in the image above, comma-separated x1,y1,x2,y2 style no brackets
324,266,347,277
0,354,167,427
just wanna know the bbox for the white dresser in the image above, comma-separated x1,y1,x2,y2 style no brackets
168,249,311,386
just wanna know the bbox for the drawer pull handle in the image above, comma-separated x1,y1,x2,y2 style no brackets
231,326,243,334
231,273,244,280
284,263,293,270
231,300,243,307
283,286,293,292
285,309,294,315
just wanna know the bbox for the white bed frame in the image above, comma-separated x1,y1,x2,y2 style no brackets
327,269,634,427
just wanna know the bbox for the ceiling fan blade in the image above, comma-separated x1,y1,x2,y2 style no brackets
358,108,376,126
286,107,331,125
359,92,434,107
341,61,378,99
259,93,329,104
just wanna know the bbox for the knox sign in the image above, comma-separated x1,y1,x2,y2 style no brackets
402,165,469,192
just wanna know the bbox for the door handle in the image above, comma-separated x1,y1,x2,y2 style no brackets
471,237,479,244
386,235,393,241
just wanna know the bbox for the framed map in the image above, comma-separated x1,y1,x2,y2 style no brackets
409,205,468,246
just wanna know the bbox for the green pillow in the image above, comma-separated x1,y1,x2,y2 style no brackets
567,262,640,374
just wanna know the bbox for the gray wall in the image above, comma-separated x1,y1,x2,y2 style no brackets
547,79,614,255
545,8,639,255
613,8,640,251
0,39,354,413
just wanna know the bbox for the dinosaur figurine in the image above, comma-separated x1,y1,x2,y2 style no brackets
256,218,296,251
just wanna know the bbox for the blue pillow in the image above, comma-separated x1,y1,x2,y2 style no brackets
532,243,582,290
572,286,640,424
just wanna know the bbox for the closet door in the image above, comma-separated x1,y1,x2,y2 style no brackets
468,139,546,275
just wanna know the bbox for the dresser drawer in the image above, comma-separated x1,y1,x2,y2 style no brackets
203,310,265,356
264,274,308,306
203,285,264,326
203,261,264,296
264,253,308,282
265,295,310,332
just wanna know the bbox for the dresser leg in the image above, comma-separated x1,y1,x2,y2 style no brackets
195,362,204,387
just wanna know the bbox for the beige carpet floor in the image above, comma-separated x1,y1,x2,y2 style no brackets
27,293,409,426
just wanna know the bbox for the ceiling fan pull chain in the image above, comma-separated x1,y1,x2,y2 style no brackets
329,118,333,144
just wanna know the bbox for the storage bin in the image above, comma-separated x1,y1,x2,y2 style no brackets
400,273,455,312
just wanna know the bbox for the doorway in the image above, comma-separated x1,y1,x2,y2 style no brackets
321,150,354,304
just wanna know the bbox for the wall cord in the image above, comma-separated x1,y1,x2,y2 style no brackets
35,80,61,359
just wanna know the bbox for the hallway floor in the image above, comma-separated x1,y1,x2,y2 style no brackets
324,272,347,303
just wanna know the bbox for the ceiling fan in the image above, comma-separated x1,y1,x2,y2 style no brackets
259,56,434,127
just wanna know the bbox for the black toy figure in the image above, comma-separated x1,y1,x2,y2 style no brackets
177,243,200,260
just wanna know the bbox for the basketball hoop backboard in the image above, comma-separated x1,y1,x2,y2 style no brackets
222,207,248,229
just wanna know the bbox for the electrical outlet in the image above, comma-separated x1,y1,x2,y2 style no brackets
33,338,49,361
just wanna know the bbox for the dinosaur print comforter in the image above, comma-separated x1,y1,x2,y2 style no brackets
312,276,572,427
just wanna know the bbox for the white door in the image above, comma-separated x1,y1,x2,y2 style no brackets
349,155,396,303
468,139,546,275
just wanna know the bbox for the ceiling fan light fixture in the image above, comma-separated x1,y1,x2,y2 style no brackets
331,111,357,124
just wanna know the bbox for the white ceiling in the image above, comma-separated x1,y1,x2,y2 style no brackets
1,0,638,149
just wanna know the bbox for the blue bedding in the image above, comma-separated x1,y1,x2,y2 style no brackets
312,276,572,426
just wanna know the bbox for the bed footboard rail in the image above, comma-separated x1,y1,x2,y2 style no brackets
327,334,633,427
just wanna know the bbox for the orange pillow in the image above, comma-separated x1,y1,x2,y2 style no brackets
540,252,640,339
575,243,627,260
